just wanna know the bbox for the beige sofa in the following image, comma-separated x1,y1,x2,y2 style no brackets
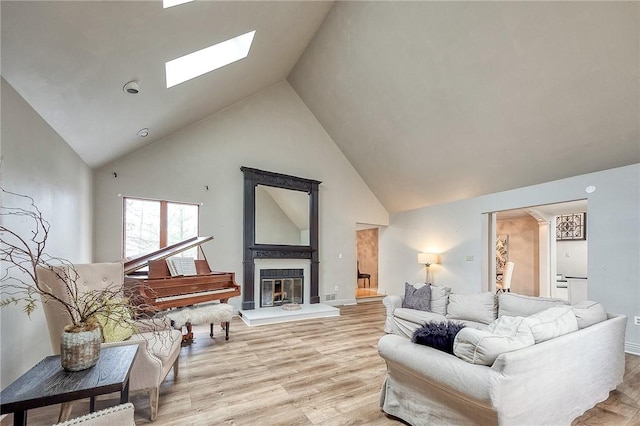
378,286,627,425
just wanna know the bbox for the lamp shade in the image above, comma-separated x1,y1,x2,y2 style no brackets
418,252,439,265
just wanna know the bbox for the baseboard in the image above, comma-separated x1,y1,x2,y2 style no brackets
324,298,357,306
625,341,640,356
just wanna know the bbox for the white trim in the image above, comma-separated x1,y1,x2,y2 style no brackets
324,298,357,306
625,341,640,356
239,303,339,326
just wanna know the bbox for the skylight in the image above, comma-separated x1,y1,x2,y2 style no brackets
165,30,256,88
163,0,194,9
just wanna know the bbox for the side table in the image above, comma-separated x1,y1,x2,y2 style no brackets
0,344,138,426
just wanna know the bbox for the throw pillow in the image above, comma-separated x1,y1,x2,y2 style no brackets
429,285,451,316
572,300,608,329
94,298,136,343
523,306,578,343
498,293,569,318
446,292,497,325
402,282,431,311
453,318,535,366
412,321,466,354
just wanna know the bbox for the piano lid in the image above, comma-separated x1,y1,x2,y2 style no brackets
123,235,214,275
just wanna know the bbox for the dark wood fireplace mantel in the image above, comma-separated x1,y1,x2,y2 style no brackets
241,167,321,310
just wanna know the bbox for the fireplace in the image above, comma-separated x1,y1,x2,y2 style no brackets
260,269,303,307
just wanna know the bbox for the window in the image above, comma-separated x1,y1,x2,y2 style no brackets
123,197,200,259
165,30,256,88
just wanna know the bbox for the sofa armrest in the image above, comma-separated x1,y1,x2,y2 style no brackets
102,329,182,392
382,295,402,333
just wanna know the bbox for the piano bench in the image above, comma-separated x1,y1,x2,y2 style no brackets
159,302,233,344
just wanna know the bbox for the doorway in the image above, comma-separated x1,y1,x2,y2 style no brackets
355,226,382,299
488,200,588,301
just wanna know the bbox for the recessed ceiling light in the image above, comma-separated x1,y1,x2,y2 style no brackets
165,30,256,88
137,128,149,138
163,0,194,8
123,81,140,94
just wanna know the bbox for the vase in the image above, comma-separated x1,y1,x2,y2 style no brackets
60,326,101,371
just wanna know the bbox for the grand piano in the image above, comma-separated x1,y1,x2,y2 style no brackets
123,236,241,313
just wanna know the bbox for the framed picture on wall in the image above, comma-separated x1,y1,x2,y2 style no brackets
496,234,509,275
556,213,587,241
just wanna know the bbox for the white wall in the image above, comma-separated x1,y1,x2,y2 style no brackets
0,78,93,388
380,164,640,353
93,81,389,307
557,240,588,278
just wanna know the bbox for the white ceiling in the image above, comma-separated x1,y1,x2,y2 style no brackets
2,1,638,213
1,0,333,167
289,1,640,212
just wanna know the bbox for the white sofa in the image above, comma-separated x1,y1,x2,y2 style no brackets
378,285,627,425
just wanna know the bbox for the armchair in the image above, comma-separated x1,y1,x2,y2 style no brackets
37,263,181,422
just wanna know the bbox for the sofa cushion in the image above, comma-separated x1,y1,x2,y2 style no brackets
523,306,578,343
572,300,608,329
394,307,446,325
446,292,497,325
453,316,535,365
429,285,450,316
402,282,431,311
412,321,466,354
498,293,569,317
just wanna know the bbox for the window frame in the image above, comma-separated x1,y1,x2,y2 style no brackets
122,196,201,259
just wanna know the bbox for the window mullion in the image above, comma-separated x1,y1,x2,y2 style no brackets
160,201,168,247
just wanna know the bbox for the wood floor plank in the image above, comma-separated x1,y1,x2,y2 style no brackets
2,301,638,425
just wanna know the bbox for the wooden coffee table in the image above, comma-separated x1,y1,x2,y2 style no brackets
0,344,138,426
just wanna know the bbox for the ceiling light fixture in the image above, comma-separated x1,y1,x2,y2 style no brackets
123,81,140,94
137,128,149,138
165,30,256,88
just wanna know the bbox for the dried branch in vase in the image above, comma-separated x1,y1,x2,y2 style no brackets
1,188,173,346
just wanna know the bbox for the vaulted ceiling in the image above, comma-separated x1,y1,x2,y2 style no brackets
2,1,638,213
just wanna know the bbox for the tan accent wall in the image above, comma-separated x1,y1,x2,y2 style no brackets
496,216,540,296
356,228,378,288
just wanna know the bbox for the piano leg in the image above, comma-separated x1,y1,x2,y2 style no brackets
183,322,194,343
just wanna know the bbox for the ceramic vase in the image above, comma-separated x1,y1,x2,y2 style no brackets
60,326,101,371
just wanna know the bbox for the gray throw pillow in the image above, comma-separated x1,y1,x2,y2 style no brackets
402,282,431,311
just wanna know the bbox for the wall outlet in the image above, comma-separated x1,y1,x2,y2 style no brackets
635,316,640,326
466,255,474,261
334,285,339,291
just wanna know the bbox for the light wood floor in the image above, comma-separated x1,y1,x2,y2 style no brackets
5,302,640,425
356,287,385,298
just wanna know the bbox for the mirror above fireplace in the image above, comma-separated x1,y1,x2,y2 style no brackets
240,167,321,310
255,185,310,245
